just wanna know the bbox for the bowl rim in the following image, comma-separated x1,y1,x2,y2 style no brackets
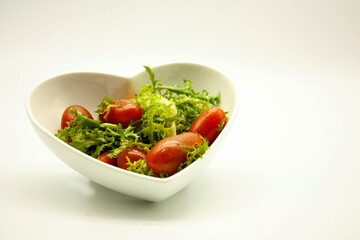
25,62,239,183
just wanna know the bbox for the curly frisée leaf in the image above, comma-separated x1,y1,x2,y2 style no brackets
144,65,160,94
135,80,178,145
55,109,146,158
141,66,221,133
95,96,116,115
126,157,155,176
178,136,210,172
217,118,226,134
158,78,220,107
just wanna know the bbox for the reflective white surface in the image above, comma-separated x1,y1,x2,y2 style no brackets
1,0,360,239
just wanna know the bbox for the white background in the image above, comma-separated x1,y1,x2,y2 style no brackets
1,0,360,239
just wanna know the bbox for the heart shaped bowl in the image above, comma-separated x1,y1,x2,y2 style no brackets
25,63,238,202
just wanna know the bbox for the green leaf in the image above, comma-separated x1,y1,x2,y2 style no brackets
141,67,221,133
177,135,210,172
126,158,155,176
144,65,160,94
217,118,226,134
95,96,115,115
55,109,144,158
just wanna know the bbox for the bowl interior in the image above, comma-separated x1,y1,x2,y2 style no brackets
26,63,238,201
29,72,131,134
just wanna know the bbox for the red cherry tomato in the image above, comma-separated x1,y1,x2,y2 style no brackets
117,148,147,170
99,100,142,128
146,132,203,177
97,150,117,166
189,107,226,144
61,105,93,129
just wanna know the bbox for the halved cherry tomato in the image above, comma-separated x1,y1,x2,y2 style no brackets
189,107,226,144
97,150,117,166
117,147,147,170
61,105,93,129
99,100,142,128
146,132,202,176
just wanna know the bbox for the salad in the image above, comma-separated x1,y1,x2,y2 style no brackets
55,66,228,177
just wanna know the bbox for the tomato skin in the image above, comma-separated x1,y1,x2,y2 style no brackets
146,132,203,176
117,148,147,170
97,150,117,166
99,100,142,128
61,105,93,129
189,107,226,144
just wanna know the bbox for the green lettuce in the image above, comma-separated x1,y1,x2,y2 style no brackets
55,66,220,177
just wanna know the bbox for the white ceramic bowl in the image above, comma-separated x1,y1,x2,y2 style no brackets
25,63,238,201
